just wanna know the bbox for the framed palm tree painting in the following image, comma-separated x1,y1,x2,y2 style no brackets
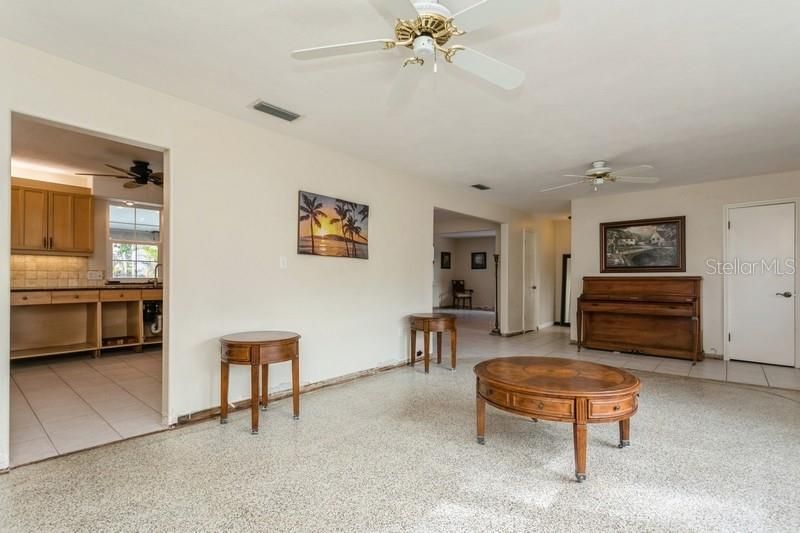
298,191,369,259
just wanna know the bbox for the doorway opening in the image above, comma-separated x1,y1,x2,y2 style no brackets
8,113,169,467
432,208,501,333
724,200,798,368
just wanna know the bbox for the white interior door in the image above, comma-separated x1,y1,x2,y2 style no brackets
524,230,537,331
728,202,796,366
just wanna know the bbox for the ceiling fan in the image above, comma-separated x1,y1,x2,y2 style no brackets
77,160,163,189
291,0,535,90
541,161,661,193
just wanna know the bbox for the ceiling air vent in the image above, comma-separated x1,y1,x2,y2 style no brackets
471,184,491,191
252,100,301,122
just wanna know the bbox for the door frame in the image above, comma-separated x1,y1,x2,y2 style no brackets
723,198,799,367
522,229,538,333
559,253,572,326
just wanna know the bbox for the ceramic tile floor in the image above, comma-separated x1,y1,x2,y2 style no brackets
10,347,164,467
433,309,800,390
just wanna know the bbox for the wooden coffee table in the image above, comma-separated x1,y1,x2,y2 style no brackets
474,356,641,482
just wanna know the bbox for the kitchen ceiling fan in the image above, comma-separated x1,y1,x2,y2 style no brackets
541,161,661,193
291,0,536,90
77,160,163,189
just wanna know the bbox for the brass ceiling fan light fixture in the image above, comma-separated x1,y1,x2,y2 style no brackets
291,0,540,90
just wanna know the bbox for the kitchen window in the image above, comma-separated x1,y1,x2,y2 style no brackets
108,204,161,280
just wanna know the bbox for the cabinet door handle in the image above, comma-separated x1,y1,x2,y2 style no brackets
613,405,621,411
21,296,28,301
537,402,545,409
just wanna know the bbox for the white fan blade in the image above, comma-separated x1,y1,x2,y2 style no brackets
376,0,419,20
562,174,587,178
615,176,660,184
454,0,530,33
448,46,524,90
611,164,654,175
291,39,395,60
541,181,585,192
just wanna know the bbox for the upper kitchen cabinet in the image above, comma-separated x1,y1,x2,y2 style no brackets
11,179,94,255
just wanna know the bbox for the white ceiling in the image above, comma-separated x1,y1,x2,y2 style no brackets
2,1,799,213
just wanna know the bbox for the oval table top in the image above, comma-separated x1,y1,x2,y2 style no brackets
409,313,456,320
220,331,301,345
474,356,640,398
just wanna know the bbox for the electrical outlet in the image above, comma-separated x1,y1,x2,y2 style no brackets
87,270,104,280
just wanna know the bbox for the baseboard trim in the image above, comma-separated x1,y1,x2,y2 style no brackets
538,321,555,329
176,360,408,425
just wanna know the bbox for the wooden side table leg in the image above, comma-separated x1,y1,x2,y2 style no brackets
410,328,417,366
450,329,457,371
220,361,229,424
436,332,442,364
573,423,587,482
423,330,430,374
476,384,486,445
250,363,259,434
291,356,300,420
260,364,269,411
618,418,631,448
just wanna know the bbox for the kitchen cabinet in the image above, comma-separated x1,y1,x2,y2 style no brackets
10,180,94,255
10,288,163,360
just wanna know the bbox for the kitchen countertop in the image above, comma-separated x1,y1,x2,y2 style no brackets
11,285,163,292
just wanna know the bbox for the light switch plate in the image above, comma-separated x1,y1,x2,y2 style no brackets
279,256,288,270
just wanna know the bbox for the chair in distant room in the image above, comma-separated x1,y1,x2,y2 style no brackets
452,280,474,309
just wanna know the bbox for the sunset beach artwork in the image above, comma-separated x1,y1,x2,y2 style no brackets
297,191,369,259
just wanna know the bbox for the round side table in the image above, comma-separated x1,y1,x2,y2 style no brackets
220,331,300,434
409,313,457,373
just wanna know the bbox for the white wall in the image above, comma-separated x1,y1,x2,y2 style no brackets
553,219,571,323
570,171,800,355
453,237,497,309
0,38,535,469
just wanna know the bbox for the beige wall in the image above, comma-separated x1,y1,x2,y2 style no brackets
553,219,571,323
570,171,800,356
453,237,497,309
0,38,535,469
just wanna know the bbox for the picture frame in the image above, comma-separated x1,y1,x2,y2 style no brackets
600,216,686,273
297,191,369,259
440,251,451,270
471,252,487,270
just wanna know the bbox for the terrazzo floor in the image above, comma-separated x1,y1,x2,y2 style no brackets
2,312,799,531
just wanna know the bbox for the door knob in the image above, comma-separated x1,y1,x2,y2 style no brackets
776,291,793,298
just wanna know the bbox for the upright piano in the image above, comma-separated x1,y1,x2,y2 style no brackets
577,276,703,363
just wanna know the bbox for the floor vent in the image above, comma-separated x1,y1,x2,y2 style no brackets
471,184,491,191
252,100,301,122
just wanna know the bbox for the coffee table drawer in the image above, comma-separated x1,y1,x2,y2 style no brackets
512,393,574,419
478,382,509,407
588,396,637,419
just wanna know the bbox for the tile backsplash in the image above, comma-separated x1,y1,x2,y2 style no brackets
11,255,105,289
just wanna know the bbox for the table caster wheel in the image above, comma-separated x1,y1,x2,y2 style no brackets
477,436,485,445
260,406,268,412
575,474,587,483
220,418,228,425
450,368,456,372
251,429,259,435
530,418,538,423
618,440,630,448
293,415,300,420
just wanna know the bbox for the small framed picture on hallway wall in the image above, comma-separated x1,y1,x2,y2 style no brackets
471,252,487,270
441,251,451,269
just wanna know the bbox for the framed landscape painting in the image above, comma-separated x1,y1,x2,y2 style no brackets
600,216,685,272
297,191,369,259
